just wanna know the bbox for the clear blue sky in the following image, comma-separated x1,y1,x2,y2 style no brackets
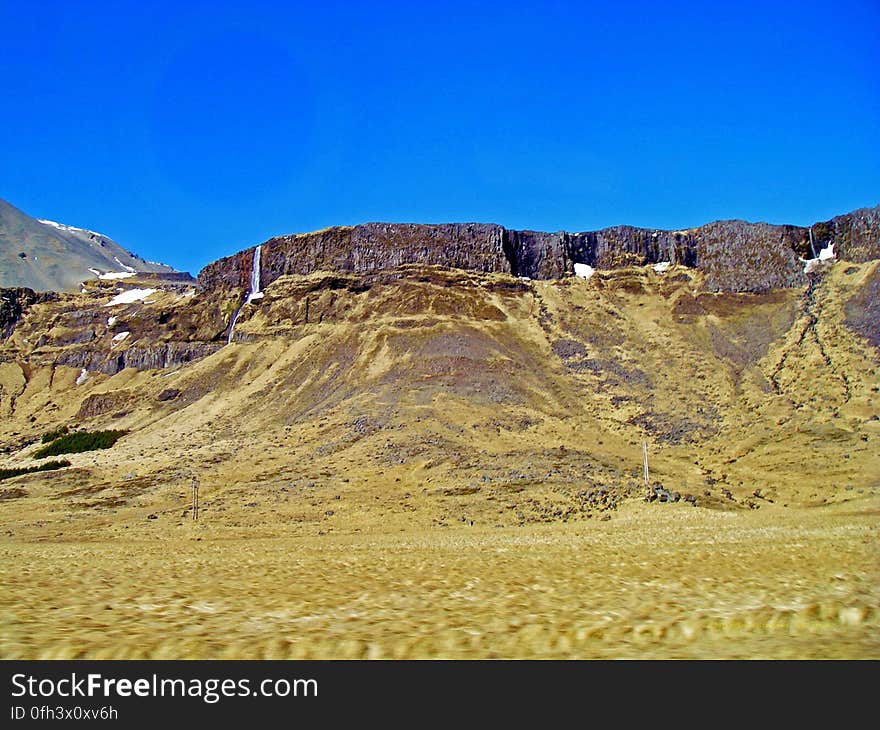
1,0,877,275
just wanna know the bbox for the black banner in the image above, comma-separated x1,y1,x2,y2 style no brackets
0,660,871,724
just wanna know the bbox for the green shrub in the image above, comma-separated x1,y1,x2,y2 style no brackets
0,460,72,481
41,425,70,444
33,430,127,458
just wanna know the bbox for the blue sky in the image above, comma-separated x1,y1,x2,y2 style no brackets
1,0,878,275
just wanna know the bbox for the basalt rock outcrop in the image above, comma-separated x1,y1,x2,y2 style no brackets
0,277,226,377
197,206,879,295
53,341,223,375
0,288,59,339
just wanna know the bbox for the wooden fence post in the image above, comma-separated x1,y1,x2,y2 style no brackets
191,477,199,521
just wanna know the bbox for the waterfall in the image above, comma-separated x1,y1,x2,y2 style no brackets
226,245,263,344
246,244,263,303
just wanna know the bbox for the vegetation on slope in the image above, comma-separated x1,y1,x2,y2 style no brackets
40,425,70,443
34,430,127,458
0,460,71,482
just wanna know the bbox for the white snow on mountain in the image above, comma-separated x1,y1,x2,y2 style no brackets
113,257,137,273
100,271,136,280
39,219,107,239
801,242,836,274
105,288,157,306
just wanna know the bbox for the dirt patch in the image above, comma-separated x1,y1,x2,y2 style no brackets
0,487,27,500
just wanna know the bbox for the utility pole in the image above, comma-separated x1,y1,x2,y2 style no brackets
191,477,199,521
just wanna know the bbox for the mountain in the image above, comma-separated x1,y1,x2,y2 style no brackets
0,198,182,292
0,204,877,659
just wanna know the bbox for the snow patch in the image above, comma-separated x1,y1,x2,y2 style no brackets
803,258,822,275
111,331,130,344
89,267,135,280
653,261,671,274
39,219,107,238
39,219,76,232
99,271,136,280
801,242,836,274
107,316,117,326
574,263,595,280
818,242,835,261
113,257,137,273
76,368,90,386
105,288,158,307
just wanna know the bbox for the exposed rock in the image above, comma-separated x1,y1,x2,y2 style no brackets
844,264,880,350
813,207,880,263
694,221,805,292
77,391,134,419
157,388,181,402
1,288,58,339
54,342,223,375
551,339,589,360
195,207,880,295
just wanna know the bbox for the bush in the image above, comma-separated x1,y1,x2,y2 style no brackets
0,460,71,481
34,430,127,458
41,425,70,444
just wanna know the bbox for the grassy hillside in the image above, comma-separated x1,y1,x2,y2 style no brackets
0,258,876,658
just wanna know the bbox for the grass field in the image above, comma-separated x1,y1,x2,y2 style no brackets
1,497,877,659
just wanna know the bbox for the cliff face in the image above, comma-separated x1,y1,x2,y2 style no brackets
0,288,59,339
198,206,879,295
825,207,880,262
0,277,228,379
199,224,511,291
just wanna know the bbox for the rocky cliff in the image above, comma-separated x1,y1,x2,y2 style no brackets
0,288,59,339
0,278,226,379
197,206,880,295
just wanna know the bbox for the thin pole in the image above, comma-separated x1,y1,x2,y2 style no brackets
643,441,649,486
191,478,199,521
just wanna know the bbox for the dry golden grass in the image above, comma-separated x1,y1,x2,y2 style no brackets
1,497,877,659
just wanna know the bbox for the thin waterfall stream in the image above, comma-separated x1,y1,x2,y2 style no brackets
226,244,263,344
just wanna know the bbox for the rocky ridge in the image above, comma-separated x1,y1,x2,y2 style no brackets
197,206,880,295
